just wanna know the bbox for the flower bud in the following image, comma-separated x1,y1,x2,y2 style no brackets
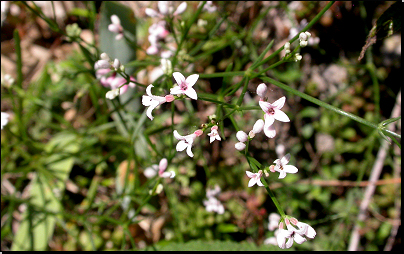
299,32,307,41
236,131,248,142
113,59,121,70
253,119,264,134
95,60,111,70
300,40,308,47
294,53,302,62
235,142,246,151
304,31,311,38
106,88,120,100
194,129,203,136
256,83,267,98
159,158,168,172
248,130,255,139
100,53,110,61
165,95,175,102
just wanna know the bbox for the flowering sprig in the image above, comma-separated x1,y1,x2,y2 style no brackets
173,129,203,158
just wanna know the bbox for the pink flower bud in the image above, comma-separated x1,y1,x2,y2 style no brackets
211,125,218,131
256,83,267,98
279,221,284,229
235,142,246,151
236,131,248,142
165,95,175,102
290,217,299,225
253,119,264,133
285,218,290,225
269,165,276,172
194,129,203,136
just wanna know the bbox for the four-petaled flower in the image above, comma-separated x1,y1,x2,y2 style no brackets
207,125,221,143
259,96,290,138
246,170,264,187
173,129,203,157
273,153,298,179
276,218,316,249
170,72,199,100
142,84,174,120
144,158,175,179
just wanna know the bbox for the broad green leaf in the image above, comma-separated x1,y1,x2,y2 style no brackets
11,132,79,251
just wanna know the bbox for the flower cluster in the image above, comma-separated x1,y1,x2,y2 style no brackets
95,53,136,100
145,2,186,57
277,217,316,249
108,15,124,41
203,185,225,214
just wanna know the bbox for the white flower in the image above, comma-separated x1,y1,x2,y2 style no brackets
273,153,298,179
173,129,203,158
203,196,225,214
1,112,10,130
142,85,174,120
207,125,221,143
245,170,264,187
105,88,120,100
161,58,172,75
235,142,246,151
268,213,281,231
108,15,124,40
290,219,316,239
277,219,308,249
170,72,199,100
2,74,15,88
259,96,290,138
144,158,175,179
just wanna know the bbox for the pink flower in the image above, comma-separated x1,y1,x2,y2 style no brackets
173,129,203,157
259,96,290,138
144,158,175,178
142,85,174,121
170,72,199,100
108,15,124,40
273,153,298,179
245,170,264,187
207,125,221,143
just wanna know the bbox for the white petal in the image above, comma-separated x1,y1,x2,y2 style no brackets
236,131,248,142
186,145,194,157
159,158,168,171
172,72,185,86
185,74,199,88
173,130,184,140
272,96,285,109
305,225,316,239
285,237,294,248
209,136,215,143
176,140,188,151
263,122,276,138
108,24,120,33
144,167,157,178
170,86,183,95
145,101,159,120
284,165,298,174
281,153,291,165
274,109,290,122
158,1,169,15
245,171,255,178
248,178,257,187
253,119,264,133
184,87,198,100
293,234,307,244
174,2,187,15
110,14,120,25
235,142,246,151
278,171,287,179
145,84,154,97
256,179,264,186
145,8,160,18
264,113,275,128
259,100,272,113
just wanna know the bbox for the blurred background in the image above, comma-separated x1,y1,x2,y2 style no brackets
1,1,401,251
